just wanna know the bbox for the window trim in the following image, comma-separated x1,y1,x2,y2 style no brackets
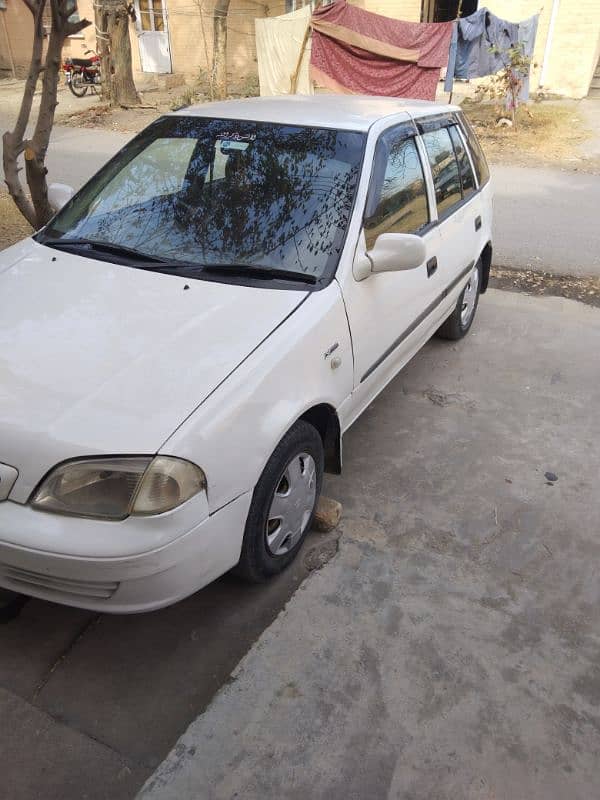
451,124,479,192
455,111,491,190
420,125,464,221
447,123,477,206
362,120,432,245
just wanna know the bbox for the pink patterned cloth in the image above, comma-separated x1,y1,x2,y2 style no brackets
310,1,453,100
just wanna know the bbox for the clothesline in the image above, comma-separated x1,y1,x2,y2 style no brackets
255,1,540,104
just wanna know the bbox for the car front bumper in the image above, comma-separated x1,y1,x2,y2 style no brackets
0,491,252,613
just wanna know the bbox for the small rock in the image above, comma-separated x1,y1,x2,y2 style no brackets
544,471,558,482
312,496,342,532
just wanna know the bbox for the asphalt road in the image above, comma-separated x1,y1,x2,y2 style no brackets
1,115,600,276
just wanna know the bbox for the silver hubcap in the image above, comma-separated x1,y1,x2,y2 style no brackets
265,452,317,556
460,264,480,327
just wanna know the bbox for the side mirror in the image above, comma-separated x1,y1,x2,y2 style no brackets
354,232,426,280
48,183,74,213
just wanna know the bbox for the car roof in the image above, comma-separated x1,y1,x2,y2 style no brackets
171,94,460,132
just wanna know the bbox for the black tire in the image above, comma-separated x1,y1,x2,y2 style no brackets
235,420,324,583
436,260,482,341
69,74,88,97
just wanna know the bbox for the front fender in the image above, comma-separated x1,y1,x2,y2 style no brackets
161,281,353,513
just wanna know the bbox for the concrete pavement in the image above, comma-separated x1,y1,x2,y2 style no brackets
140,290,600,800
1,538,340,800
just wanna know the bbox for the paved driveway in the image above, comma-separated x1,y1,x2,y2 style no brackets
2,289,599,799
141,289,600,800
1,552,331,799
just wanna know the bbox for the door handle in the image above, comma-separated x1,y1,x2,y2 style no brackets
426,257,438,277
475,216,482,231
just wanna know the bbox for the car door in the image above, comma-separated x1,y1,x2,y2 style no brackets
338,121,443,425
418,119,482,303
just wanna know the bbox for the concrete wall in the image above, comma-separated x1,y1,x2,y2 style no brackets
359,0,600,98
0,0,34,77
5,0,595,98
484,0,600,98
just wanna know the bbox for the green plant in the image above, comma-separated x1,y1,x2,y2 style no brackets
474,44,534,129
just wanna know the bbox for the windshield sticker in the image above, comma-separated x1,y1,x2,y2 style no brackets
218,132,256,142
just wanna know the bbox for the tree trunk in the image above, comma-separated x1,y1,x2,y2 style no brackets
2,0,91,228
213,0,230,100
95,1,139,107
2,0,46,226
25,4,67,227
95,3,112,103
108,6,139,106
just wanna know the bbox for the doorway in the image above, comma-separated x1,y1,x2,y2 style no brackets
134,0,172,73
421,0,478,22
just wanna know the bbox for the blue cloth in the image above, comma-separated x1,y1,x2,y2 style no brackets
444,7,521,93
517,14,539,101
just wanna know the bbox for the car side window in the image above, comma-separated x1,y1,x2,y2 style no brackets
457,112,490,187
421,127,462,218
364,130,429,250
448,125,476,198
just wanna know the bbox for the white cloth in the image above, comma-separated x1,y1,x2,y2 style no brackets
255,6,314,97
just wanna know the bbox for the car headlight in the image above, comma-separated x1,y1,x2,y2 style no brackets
31,456,206,520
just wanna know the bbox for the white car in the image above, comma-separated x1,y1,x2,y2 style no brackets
0,95,492,613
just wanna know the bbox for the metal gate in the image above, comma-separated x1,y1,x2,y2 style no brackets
134,0,172,74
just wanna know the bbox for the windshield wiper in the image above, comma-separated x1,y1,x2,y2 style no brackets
199,264,318,285
42,241,318,285
41,238,166,264
117,260,318,285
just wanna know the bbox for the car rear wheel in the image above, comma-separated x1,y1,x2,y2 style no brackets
436,260,481,341
235,420,324,582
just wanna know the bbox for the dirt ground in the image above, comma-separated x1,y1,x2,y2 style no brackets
56,79,259,134
0,192,32,249
464,99,598,170
489,267,600,308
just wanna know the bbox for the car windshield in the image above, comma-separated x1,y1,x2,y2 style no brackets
39,116,365,284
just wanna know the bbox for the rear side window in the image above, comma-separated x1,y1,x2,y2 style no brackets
457,112,490,186
421,128,462,217
448,125,476,198
364,129,429,249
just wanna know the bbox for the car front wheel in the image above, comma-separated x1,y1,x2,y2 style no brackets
436,259,482,341
235,420,324,582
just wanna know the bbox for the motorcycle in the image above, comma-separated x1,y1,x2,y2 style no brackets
63,49,101,97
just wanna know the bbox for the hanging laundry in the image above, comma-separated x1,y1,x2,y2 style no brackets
444,7,538,95
310,1,453,101
255,6,313,97
517,14,539,101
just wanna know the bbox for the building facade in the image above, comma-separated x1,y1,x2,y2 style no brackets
1,0,599,99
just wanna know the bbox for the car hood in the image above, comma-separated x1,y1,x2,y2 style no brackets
0,240,307,502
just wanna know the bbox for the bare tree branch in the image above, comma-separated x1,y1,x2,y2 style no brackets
2,0,92,228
